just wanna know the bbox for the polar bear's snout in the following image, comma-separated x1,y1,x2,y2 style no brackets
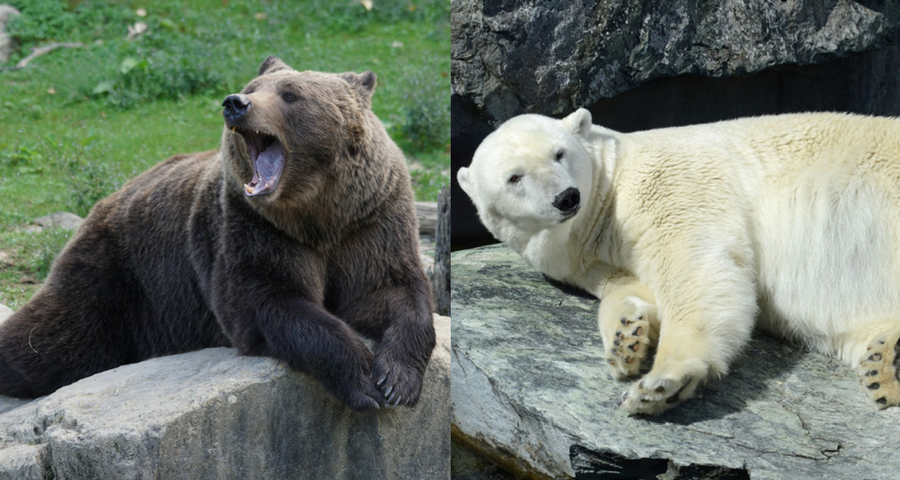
552,187,581,217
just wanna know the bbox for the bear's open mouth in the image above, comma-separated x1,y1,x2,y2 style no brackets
237,129,284,197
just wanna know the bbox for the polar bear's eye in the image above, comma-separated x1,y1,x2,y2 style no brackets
555,150,565,162
508,174,522,184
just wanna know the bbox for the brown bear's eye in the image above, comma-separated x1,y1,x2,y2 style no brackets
281,92,298,103
508,174,522,184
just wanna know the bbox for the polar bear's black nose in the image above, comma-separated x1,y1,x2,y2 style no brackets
223,94,251,124
553,187,581,214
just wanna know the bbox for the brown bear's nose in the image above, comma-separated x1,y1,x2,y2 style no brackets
223,94,251,124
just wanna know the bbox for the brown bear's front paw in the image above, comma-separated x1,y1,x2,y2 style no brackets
857,329,900,409
319,349,382,412
372,353,424,408
329,371,382,412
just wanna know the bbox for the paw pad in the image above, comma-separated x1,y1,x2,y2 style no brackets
607,315,652,378
857,330,900,409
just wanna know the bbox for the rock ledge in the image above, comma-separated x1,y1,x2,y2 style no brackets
452,245,900,480
0,311,450,480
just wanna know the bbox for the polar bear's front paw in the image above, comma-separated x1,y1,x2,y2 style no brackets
618,360,708,415
857,329,900,409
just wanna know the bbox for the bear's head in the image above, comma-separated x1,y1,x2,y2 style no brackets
458,109,595,243
221,56,377,208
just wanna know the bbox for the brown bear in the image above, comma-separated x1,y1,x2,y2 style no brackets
0,57,435,411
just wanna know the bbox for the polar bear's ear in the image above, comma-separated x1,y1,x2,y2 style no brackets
457,167,475,197
561,108,593,140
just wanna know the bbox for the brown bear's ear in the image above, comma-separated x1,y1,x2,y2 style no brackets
340,71,377,108
258,56,291,76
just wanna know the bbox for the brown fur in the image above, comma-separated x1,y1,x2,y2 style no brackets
0,57,435,411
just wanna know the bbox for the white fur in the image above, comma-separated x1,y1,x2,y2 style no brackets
458,109,900,414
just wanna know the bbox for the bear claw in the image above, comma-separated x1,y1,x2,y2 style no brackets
372,351,425,408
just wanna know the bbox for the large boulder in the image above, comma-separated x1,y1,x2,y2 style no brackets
0,313,451,480
451,245,900,479
451,0,900,125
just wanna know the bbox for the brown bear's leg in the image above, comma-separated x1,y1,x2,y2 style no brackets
224,297,384,412
337,281,436,408
0,344,39,397
0,281,139,398
0,222,153,398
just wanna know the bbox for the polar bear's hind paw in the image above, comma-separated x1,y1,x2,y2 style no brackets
857,330,900,409
607,314,653,378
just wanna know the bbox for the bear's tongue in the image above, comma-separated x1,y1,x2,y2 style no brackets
244,139,284,197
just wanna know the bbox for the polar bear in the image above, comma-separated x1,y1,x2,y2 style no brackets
457,108,900,415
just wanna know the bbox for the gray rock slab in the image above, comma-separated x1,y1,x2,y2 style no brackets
0,5,19,64
0,444,43,480
0,314,450,480
451,245,900,480
416,201,438,236
33,212,83,231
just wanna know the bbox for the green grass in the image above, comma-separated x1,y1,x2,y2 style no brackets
0,0,449,307
0,227,73,309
